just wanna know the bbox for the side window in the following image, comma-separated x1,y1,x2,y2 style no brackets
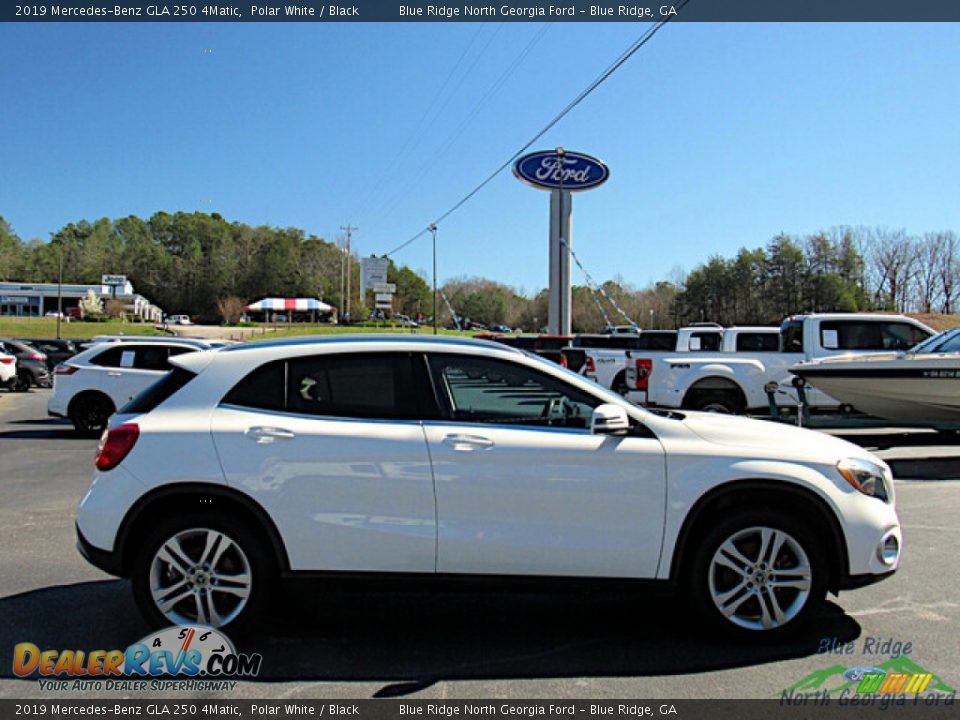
692,332,721,351
781,321,804,353
882,323,931,350
134,346,171,371
820,321,929,351
427,354,599,429
286,353,430,420
735,333,779,352
222,352,434,420
90,346,126,367
223,359,286,411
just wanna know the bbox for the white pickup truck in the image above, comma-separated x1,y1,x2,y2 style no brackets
624,313,935,414
569,325,779,395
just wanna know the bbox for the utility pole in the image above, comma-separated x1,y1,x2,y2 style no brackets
340,225,357,323
429,224,438,335
56,245,63,339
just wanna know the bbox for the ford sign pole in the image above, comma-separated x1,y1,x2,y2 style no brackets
513,149,608,336
550,147,572,336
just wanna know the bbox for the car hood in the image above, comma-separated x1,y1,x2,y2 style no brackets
680,411,880,466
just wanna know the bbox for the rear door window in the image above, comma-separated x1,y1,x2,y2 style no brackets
735,332,779,352
222,352,436,420
820,321,931,351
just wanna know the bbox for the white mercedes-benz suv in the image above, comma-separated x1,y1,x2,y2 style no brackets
76,335,901,637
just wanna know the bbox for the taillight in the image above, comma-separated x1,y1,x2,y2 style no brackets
55,364,78,375
0,357,13,365
634,359,653,390
585,356,596,373
30,353,46,361
560,354,568,368
95,423,140,471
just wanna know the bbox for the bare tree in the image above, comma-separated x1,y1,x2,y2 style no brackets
915,234,942,313
868,229,916,311
933,231,960,314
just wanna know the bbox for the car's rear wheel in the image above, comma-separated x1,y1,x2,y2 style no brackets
12,370,31,392
689,509,827,639
69,393,114,435
131,512,275,631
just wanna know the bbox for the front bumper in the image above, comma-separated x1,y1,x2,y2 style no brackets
838,569,897,591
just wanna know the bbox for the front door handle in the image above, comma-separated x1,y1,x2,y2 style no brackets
245,426,296,444
106,372,123,377
442,433,494,451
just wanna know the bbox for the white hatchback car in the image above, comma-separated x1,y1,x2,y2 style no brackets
0,347,16,387
76,336,901,637
48,338,219,433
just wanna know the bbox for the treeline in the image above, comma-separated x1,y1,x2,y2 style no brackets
0,213,432,323
1,214,956,329
678,227,959,327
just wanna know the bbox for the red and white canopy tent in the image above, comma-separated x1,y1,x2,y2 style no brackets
245,298,335,321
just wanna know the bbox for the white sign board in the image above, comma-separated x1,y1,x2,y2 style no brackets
373,283,397,294
375,293,394,303
102,274,127,285
360,257,389,297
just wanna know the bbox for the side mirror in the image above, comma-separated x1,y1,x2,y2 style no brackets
591,403,630,435
688,337,701,351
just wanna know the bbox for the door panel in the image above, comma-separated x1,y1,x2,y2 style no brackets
423,352,666,579
212,407,436,572
424,423,665,578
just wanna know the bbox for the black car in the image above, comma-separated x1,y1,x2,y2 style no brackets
0,340,52,391
16,338,79,370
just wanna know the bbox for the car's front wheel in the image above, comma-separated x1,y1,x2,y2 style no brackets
689,509,827,639
131,513,275,631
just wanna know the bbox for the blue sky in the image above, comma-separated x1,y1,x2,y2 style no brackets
1,22,958,293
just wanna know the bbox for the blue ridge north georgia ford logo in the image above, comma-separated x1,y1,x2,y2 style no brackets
513,150,610,192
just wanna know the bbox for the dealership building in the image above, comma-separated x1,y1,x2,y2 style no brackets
0,280,163,322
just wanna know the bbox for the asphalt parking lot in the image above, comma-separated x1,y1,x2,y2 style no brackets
1,388,958,700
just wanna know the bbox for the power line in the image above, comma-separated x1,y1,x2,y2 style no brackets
364,23,552,231
382,1,689,258
348,24,488,223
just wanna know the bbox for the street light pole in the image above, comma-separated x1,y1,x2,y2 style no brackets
429,224,438,335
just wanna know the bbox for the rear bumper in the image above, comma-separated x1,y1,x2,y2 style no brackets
76,523,123,577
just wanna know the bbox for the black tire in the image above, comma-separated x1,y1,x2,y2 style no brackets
612,371,629,397
687,509,828,641
12,370,31,392
69,393,115,436
131,511,276,632
686,390,744,415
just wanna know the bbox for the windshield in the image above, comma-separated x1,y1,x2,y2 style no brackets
911,327,960,354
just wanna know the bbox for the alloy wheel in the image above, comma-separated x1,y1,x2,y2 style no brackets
707,526,812,631
149,528,252,628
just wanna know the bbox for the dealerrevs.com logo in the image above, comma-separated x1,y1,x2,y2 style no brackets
13,626,262,691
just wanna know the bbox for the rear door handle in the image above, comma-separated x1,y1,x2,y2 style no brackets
245,426,296,444
442,434,494,451
106,372,123,377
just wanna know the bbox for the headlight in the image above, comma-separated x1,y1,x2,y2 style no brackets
837,458,890,502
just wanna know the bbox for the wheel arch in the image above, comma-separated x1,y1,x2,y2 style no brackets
67,389,115,416
115,483,290,577
682,375,748,402
668,479,849,593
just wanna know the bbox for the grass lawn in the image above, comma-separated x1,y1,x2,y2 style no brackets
0,317,167,340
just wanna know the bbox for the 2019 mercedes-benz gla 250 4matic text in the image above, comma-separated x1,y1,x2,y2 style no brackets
76,336,901,638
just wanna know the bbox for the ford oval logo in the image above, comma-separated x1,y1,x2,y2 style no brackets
513,150,610,192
